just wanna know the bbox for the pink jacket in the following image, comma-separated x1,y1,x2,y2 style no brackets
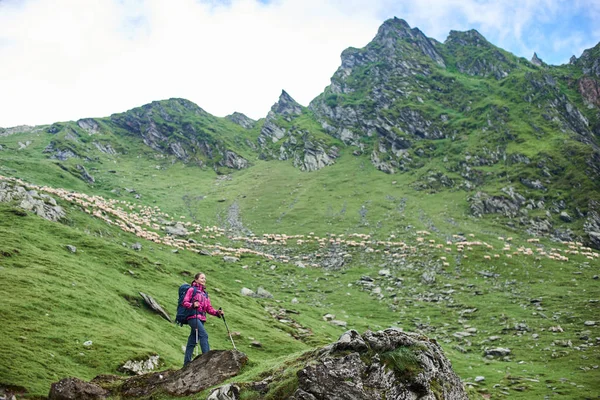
182,282,218,321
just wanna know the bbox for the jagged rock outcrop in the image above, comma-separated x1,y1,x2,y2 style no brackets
258,90,303,146
0,180,65,221
76,164,95,184
445,30,518,79
309,18,448,171
575,43,600,77
290,329,467,400
165,223,189,237
139,292,172,322
109,98,249,169
77,118,100,134
226,112,256,129
531,52,544,67
92,142,117,155
259,91,338,171
43,142,78,160
578,76,600,107
469,189,524,218
0,125,37,137
584,200,600,248
49,350,247,399
118,355,161,376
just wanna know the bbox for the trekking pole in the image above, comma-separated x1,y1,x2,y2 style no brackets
219,307,237,350
195,307,199,358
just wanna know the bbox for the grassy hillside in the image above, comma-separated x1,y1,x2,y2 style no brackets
1,18,599,399
0,144,599,398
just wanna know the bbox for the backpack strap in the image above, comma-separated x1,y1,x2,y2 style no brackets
192,287,198,305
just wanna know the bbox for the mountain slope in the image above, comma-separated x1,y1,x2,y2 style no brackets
1,17,600,399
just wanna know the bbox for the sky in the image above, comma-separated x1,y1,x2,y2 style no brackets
0,0,598,128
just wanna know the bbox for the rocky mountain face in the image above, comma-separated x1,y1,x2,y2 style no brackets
226,111,256,129
2,17,599,247
258,90,339,172
303,17,600,246
309,17,449,174
109,98,249,170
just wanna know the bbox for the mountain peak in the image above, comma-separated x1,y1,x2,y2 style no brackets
270,90,303,117
226,112,256,129
445,29,489,47
531,52,544,66
370,17,445,67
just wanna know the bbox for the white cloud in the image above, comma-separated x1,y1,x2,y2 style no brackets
0,0,598,127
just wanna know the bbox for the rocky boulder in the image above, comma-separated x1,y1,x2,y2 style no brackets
76,164,95,184
48,377,108,400
290,328,467,400
49,350,247,399
121,350,247,397
584,200,600,249
139,292,172,322
0,181,65,221
165,223,189,236
77,118,100,134
118,355,161,376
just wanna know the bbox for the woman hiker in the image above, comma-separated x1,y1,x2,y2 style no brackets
182,272,223,366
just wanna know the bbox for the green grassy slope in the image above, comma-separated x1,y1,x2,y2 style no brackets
0,151,599,398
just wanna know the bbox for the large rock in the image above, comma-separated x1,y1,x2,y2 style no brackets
290,328,467,400
118,355,161,375
208,383,241,400
48,377,108,400
120,350,247,397
165,223,189,236
139,292,172,322
584,201,600,249
76,165,95,184
0,181,65,221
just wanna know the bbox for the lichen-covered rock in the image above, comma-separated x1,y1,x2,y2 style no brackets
291,329,467,400
119,350,247,397
48,377,108,400
0,181,65,221
208,383,241,400
118,355,161,375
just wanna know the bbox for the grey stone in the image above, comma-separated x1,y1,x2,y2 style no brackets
48,377,108,400
323,314,336,321
131,243,142,251
120,350,247,397
330,320,347,327
485,347,511,357
560,211,573,222
207,383,240,400
66,245,77,253
165,223,189,236
293,327,467,400
76,165,95,184
118,355,160,376
256,287,274,299
139,292,172,323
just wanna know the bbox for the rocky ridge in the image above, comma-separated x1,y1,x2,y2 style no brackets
109,98,249,169
258,90,339,171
